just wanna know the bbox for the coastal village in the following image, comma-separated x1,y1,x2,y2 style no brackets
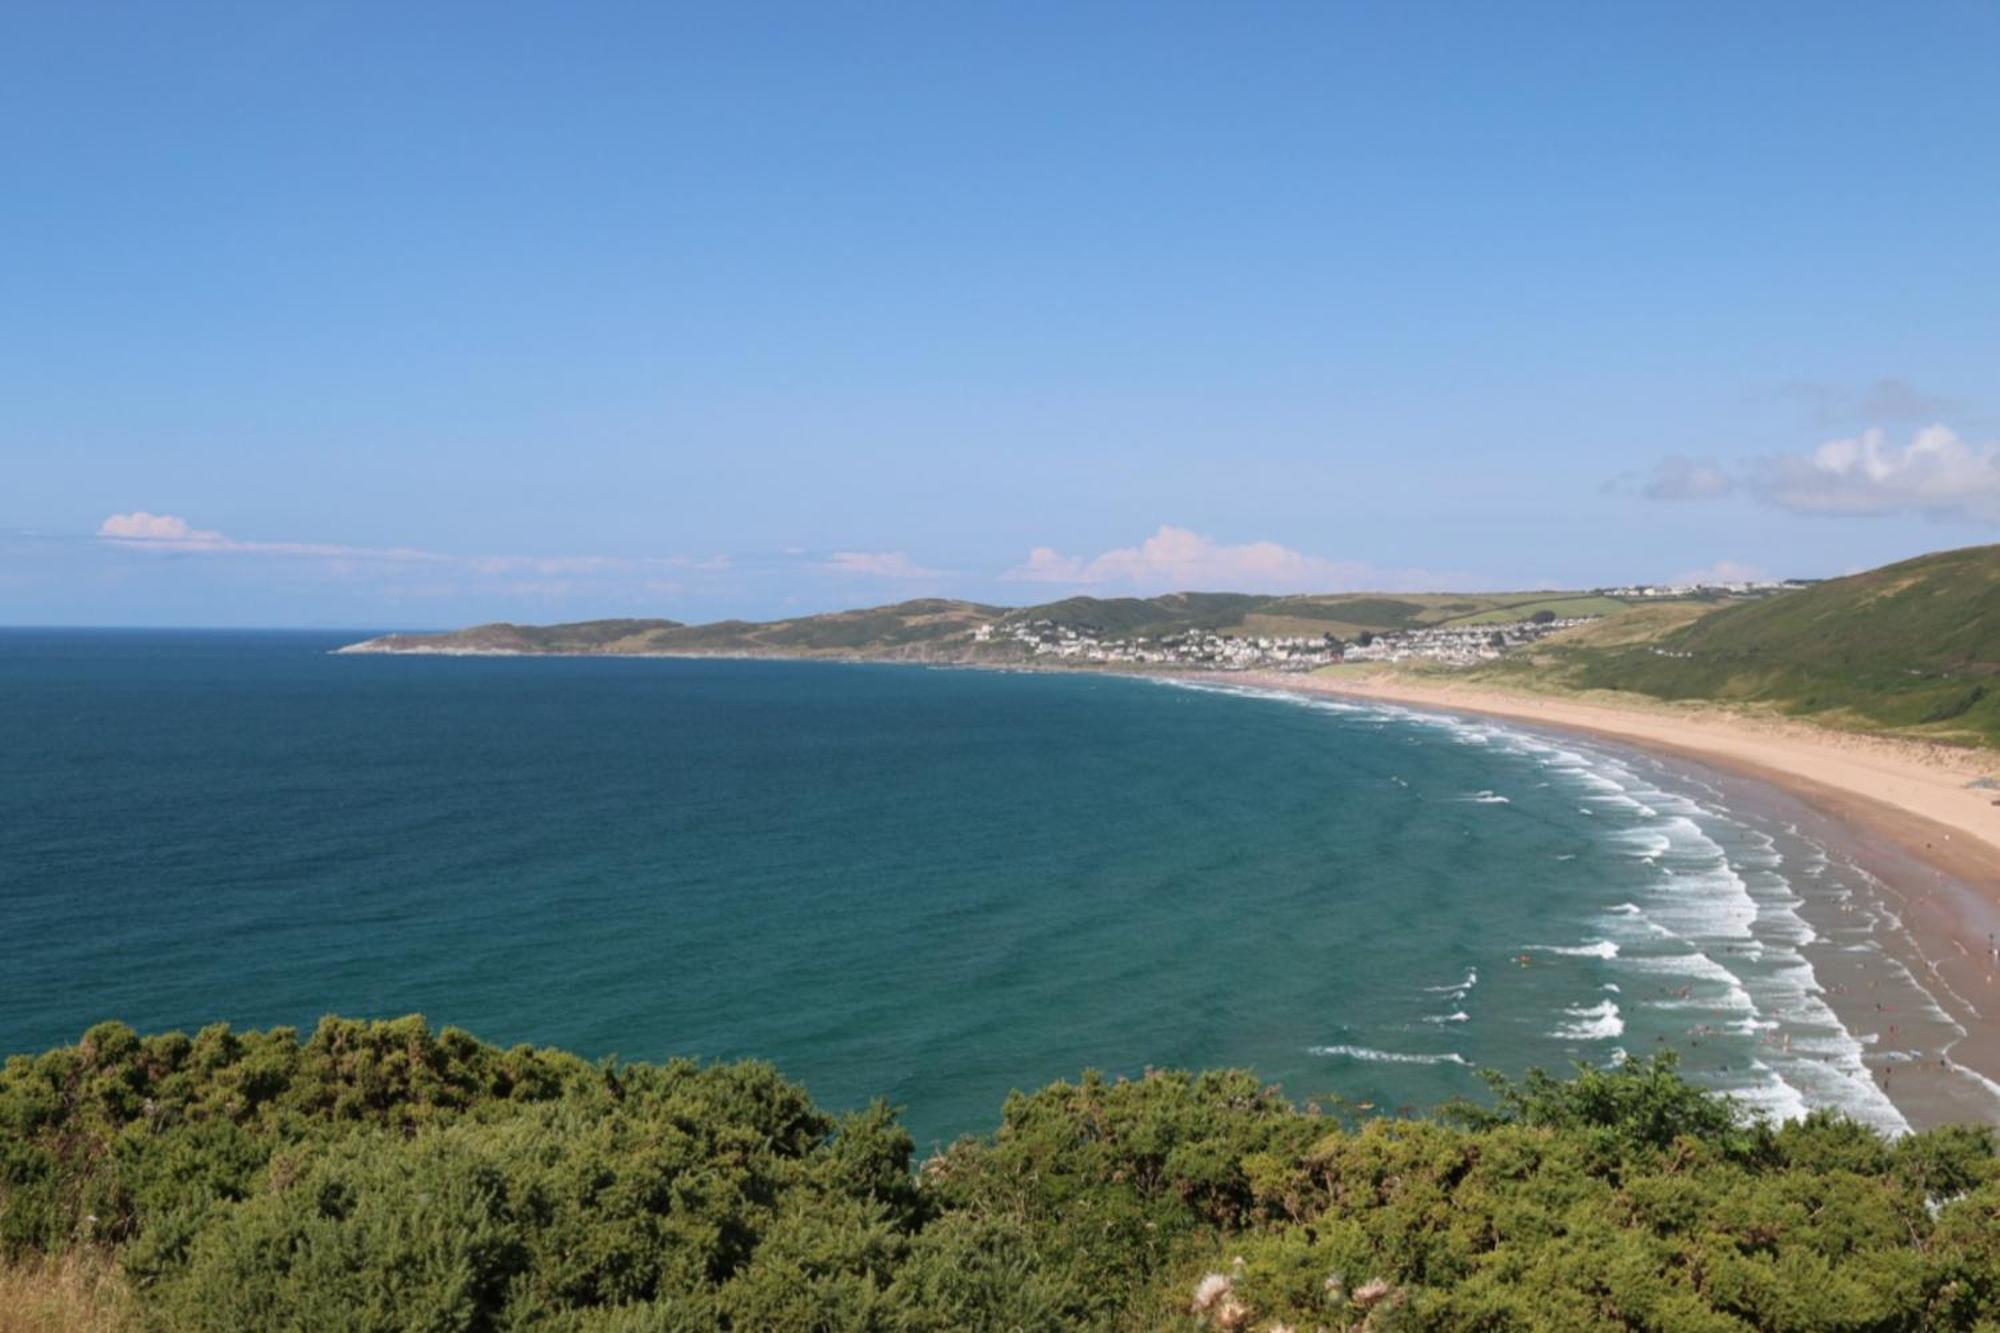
967,575,1812,673
976,613,1598,671
1598,578,1811,599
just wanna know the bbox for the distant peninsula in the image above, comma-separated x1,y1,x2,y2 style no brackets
339,544,2000,750
335,586,1733,670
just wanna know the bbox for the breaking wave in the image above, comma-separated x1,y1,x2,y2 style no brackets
1554,999,1624,1040
1527,940,1620,959
1310,1044,1470,1066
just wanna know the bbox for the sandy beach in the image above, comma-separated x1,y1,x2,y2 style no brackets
1230,668,2000,1130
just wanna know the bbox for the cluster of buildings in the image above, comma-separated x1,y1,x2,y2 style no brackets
975,620,1341,670
971,615,1593,671
954,578,1818,673
1597,579,1809,599
1340,617,1596,666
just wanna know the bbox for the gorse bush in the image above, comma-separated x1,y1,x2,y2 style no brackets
2,1018,1997,1330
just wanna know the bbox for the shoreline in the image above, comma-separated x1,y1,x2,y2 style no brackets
1223,668,2000,1130
341,645,2000,1127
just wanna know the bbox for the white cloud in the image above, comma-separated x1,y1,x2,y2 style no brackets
1641,456,1734,501
1003,525,1457,593
99,511,440,562
821,550,938,579
98,512,228,544
1672,559,1770,585
1754,424,2000,522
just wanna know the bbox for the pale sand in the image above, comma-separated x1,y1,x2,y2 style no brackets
1228,668,2000,1129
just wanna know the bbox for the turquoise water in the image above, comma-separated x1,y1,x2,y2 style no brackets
1,631,1922,1146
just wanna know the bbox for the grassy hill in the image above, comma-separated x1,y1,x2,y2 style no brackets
1000,592,1271,638
656,598,1006,655
342,600,1006,660
4,1016,1997,1331
1479,545,2000,745
348,618,687,654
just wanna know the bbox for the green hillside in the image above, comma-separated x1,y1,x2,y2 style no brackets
651,599,1005,655
5,1017,1998,1331
1000,592,1271,637
344,602,1007,659
340,590,1628,661
349,618,686,654
1540,545,2000,745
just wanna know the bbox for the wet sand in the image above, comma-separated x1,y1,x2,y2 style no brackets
1227,669,2000,1131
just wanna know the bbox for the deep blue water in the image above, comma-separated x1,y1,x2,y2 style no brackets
0,630,1924,1145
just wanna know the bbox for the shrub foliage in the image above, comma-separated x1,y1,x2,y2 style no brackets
2,1017,1997,1330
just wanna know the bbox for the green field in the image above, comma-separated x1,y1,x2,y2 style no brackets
1433,594,1634,626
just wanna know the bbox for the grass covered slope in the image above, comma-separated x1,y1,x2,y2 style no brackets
4,1018,2000,1330
1419,546,2000,746
1543,545,2000,745
346,618,688,654
342,600,1006,659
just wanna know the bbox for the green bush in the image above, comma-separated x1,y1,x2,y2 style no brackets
1,1022,1995,1330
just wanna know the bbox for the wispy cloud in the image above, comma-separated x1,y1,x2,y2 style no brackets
820,550,940,579
1003,524,1464,593
99,511,446,563
1640,456,1734,501
91,513,1484,606
462,552,733,577
95,512,732,579
1763,376,1961,428
1672,559,1770,585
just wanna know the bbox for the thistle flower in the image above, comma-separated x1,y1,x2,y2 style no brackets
1191,1273,1233,1314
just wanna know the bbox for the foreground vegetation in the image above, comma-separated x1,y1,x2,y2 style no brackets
4,1018,2000,1330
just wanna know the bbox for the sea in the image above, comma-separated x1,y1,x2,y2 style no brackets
2,629,1978,1147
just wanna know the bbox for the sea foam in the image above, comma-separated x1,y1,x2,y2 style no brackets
1150,676,1937,1134
1310,1044,1470,1066
1527,940,1620,959
1554,999,1624,1040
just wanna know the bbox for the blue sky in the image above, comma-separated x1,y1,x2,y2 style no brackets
5,1,1997,627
